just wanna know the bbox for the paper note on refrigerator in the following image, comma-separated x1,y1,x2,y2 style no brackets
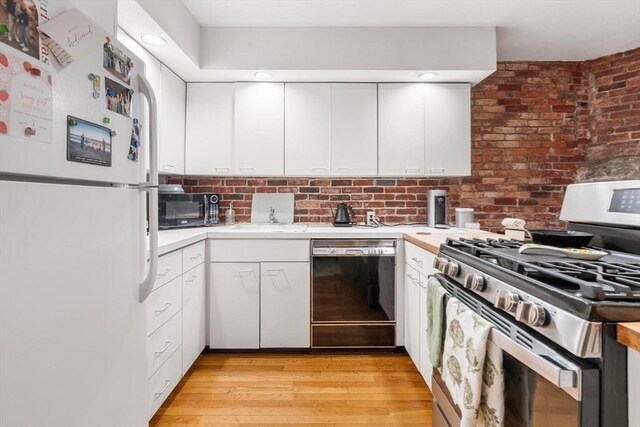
37,9,108,68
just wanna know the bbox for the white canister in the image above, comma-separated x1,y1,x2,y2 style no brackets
455,208,475,228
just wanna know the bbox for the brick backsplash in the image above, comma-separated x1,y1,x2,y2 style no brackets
165,48,640,232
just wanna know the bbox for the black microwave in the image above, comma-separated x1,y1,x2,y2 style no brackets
158,193,220,229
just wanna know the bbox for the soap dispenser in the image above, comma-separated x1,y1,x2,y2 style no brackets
225,202,236,225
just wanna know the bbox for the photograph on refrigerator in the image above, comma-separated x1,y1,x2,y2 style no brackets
105,76,132,117
0,47,53,143
103,41,132,85
66,116,112,167
0,0,49,63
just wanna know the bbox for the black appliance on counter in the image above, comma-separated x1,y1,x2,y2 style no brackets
158,190,220,229
330,203,356,227
431,180,640,427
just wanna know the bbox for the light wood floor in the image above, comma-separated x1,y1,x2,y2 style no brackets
151,352,433,426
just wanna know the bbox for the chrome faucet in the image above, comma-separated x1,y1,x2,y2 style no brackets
269,207,278,224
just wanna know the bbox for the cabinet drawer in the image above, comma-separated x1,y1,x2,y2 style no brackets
154,250,182,291
147,311,182,379
405,241,435,276
146,276,182,336
182,241,205,273
148,347,182,419
209,240,309,262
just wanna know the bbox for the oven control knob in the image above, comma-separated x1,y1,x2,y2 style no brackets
515,301,547,327
464,274,486,291
446,262,460,277
434,257,447,270
494,291,520,313
436,259,449,273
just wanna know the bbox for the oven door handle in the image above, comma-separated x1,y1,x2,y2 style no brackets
489,328,579,393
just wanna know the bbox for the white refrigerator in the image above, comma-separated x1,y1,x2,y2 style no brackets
0,23,159,427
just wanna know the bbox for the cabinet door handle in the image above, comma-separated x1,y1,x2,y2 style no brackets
404,168,421,174
429,168,445,175
156,268,171,278
311,167,328,173
189,254,202,260
154,341,172,357
335,167,351,173
411,257,424,265
154,302,172,315
264,269,284,276
239,167,255,174
407,274,418,281
162,164,175,169
154,379,172,398
235,270,255,276
184,275,198,284
215,168,231,174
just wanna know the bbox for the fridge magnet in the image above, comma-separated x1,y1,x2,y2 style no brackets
66,116,112,167
127,120,142,162
0,0,50,64
0,47,53,144
103,40,132,85
104,77,131,118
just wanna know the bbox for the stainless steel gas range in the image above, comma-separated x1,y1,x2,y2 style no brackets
431,180,640,427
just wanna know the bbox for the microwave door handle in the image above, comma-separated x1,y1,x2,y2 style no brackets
489,329,581,399
203,194,209,224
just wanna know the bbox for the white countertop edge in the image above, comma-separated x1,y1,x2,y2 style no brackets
157,224,469,255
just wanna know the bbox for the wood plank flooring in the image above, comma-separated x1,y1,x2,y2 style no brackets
151,352,433,426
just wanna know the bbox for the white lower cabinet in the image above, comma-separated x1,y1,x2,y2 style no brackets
146,242,206,420
260,262,310,348
404,242,437,389
182,263,206,373
405,264,421,365
209,262,261,349
208,240,311,350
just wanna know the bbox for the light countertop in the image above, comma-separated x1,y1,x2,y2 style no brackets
158,223,503,255
404,230,505,254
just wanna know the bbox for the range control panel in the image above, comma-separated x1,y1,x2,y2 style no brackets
609,188,640,214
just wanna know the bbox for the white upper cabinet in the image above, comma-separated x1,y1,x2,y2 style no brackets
284,83,332,176
424,84,471,176
331,84,378,176
159,65,186,175
378,84,425,176
234,83,285,176
185,83,234,175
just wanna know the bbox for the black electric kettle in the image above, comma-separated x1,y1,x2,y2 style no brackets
329,203,355,227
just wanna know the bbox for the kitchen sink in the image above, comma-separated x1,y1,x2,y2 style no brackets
231,223,308,232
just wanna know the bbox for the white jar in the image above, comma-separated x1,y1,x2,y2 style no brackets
455,208,474,229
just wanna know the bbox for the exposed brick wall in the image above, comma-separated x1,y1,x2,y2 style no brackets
165,50,640,231
577,47,640,182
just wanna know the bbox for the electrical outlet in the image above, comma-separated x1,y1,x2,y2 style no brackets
366,211,376,225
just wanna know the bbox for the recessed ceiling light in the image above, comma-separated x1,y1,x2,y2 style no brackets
418,72,438,81
140,34,167,46
254,72,273,80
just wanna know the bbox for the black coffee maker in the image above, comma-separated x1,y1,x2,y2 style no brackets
330,203,355,227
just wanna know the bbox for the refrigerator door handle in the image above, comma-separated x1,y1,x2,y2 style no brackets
138,74,159,303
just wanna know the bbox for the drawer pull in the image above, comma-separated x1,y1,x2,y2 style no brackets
189,254,203,260
335,167,351,173
154,302,172,315
407,274,418,281
239,167,255,174
404,168,421,174
154,379,172,398
162,164,175,169
411,257,424,265
215,167,231,173
263,269,284,276
235,270,255,276
156,268,171,278
185,275,198,284
154,341,172,357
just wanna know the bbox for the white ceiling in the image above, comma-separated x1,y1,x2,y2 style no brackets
182,0,640,61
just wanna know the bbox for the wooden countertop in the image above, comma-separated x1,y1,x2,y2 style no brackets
403,230,504,254
618,323,640,351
